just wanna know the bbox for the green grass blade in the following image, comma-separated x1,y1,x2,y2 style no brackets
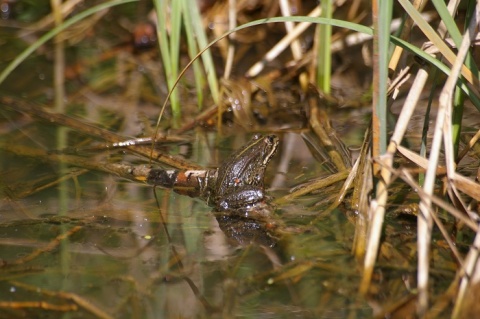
153,0,180,125
317,0,332,93
153,0,171,74
181,0,205,107
169,0,182,121
431,0,479,75
431,0,478,157
397,0,478,86
185,0,219,104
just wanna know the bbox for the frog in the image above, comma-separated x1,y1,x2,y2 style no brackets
146,134,279,211
213,134,279,210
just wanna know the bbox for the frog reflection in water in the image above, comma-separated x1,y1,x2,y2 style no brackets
213,134,279,210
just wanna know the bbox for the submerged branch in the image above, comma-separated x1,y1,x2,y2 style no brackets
0,96,201,170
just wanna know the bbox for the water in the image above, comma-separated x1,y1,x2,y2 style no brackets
0,129,373,318
0,3,466,317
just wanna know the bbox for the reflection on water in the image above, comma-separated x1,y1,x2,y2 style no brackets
0,130,374,318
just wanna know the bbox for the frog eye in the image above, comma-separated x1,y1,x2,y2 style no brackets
266,135,276,144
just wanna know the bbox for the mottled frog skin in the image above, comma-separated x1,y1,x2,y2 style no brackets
213,134,279,210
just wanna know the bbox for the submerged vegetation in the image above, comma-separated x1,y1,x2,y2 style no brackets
1,0,480,318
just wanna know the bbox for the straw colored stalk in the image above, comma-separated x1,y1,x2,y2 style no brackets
416,6,479,316
246,5,321,78
278,0,308,90
360,64,430,295
222,0,237,80
444,7,480,318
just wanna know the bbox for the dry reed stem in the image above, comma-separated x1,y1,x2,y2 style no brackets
456,129,480,162
352,129,372,261
246,5,321,78
279,0,308,90
387,65,412,97
449,7,480,317
398,143,480,204
310,156,359,224
417,7,479,315
396,170,465,265
274,170,349,205
398,148,479,229
223,0,236,79
309,100,349,172
453,226,480,318
361,65,429,295
279,0,304,61
451,174,480,201
390,66,430,145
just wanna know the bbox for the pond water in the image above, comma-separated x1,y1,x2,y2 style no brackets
1,130,371,319
1,2,474,318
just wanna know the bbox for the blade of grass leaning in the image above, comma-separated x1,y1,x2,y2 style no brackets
432,0,476,159
317,0,332,94
0,0,139,86
398,0,479,88
432,0,478,75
